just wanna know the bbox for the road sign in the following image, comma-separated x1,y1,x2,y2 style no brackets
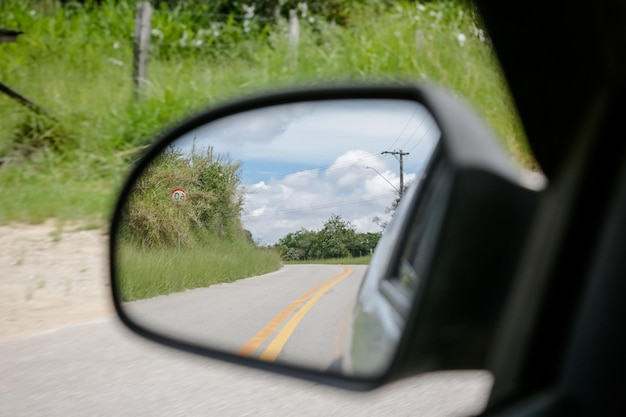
171,188,188,205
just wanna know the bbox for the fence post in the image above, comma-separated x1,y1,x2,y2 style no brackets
133,2,152,100
288,9,300,69
415,29,425,50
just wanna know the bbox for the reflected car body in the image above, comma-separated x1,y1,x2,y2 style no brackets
342,85,545,379
343,170,423,377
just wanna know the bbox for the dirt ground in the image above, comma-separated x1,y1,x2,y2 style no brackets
0,220,113,341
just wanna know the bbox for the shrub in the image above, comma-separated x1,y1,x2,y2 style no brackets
119,144,244,248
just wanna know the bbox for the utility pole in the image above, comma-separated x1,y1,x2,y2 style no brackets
381,150,410,198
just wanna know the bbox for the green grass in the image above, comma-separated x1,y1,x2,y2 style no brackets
116,239,282,301
0,171,116,224
286,255,372,265
0,0,534,226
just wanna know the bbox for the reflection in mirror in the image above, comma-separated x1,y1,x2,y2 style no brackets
114,99,440,377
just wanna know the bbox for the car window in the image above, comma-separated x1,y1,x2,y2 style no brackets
380,149,452,316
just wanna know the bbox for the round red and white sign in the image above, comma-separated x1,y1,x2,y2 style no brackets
170,188,188,205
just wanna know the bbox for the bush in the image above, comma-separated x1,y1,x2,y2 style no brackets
119,145,244,248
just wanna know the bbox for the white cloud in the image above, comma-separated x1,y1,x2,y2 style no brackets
171,98,440,244
242,150,402,244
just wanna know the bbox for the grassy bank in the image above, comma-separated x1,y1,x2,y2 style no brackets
0,0,533,225
116,239,282,301
285,255,372,265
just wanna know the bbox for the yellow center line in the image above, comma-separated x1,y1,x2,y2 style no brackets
333,304,352,360
259,266,354,362
236,266,353,358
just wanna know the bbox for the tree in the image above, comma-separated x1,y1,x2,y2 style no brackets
386,181,411,215
352,231,382,257
276,214,381,261
276,228,316,261
309,214,357,259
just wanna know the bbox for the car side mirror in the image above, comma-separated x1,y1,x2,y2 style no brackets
109,84,544,390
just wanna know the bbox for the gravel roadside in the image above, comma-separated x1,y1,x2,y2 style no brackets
0,220,113,341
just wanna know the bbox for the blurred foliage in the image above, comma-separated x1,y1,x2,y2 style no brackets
0,0,533,224
151,0,360,26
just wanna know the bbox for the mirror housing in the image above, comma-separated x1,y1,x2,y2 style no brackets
109,84,543,390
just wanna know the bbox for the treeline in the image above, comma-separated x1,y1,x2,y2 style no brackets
57,0,362,24
275,214,381,261
29,0,391,60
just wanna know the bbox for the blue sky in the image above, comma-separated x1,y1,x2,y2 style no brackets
175,99,440,244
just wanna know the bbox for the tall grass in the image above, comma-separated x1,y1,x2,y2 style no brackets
0,0,533,224
119,145,244,248
285,255,372,265
117,239,282,301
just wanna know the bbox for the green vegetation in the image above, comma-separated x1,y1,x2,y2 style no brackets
1,0,532,225
115,145,282,300
119,145,244,248
285,255,372,265
117,240,282,301
276,214,380,261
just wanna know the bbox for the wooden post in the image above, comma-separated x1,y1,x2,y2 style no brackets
133,2,152,100
288,9,300,69
415,29,425,50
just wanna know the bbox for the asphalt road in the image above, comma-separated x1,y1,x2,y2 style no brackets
1,264,494,417
124,264,365,372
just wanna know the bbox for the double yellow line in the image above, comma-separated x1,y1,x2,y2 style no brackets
237,266,354,362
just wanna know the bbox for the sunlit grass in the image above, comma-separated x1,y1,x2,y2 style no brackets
285,255,372,265
0,0,533,224
116,240,282,301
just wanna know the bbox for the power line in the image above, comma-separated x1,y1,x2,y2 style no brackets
399,111,428,151
384,105,419,152
407,122,437,153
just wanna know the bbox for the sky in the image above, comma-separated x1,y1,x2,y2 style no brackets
175,99,440,245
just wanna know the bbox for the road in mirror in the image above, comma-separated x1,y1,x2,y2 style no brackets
114,99,440,377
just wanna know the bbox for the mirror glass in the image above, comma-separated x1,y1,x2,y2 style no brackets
114,99,440,377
